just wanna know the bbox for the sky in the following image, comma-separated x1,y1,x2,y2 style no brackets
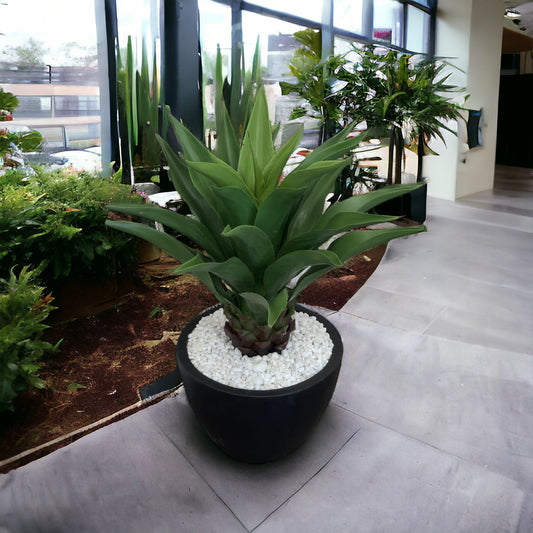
0,0,98,61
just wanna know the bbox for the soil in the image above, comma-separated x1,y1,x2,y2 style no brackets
0,245,385,472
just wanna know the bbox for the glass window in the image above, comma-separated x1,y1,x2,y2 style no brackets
116,0,160,62
245,0,323,24
406,5,430,53
199,0,232,136
373,0,403,48
0,0,101,156
333,0,364,35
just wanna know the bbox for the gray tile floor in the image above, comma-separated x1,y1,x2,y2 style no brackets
1,166,532,533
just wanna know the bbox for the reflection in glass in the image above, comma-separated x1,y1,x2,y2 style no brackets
245,0,322,24
333,0,364,34
406,6,430,53
373,0,402,47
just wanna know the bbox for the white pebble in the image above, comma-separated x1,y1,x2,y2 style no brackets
187,309,333,390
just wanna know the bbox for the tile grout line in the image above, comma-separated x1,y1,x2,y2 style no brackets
330,402,526,491
249,426,361,532
146,400,251,532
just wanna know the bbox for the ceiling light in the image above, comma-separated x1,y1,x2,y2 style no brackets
505,8,521,18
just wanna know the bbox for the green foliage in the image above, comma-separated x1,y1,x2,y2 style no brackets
4,38,48,67
0,129,43,161
279,29,345,141
107,87,426,356
205,36,263,165
116,37,167,176
0,167,142,286
0,89,20,114
0,267,58,412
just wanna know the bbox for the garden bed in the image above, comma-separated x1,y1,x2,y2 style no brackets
0,246,385,472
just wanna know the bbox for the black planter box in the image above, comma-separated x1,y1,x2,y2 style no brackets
375,182,427,224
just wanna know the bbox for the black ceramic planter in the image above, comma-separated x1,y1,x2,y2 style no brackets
175,304,343,463
375,181,427,223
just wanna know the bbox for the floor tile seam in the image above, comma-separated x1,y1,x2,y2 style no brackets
249,426,361,532
429,201,533,228
146,404,250,532
359,273,533,307
335,308,533,358
330,402,528,490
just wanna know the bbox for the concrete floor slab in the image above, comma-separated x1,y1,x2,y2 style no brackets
0,407,248,533
146,393,360,531
330,313,533,491
254,417,524,533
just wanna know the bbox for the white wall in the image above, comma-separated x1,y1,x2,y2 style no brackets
424,0,503,200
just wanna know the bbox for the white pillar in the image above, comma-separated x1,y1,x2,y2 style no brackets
424,0,503,200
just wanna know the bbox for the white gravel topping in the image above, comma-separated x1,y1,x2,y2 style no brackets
187,309,333,390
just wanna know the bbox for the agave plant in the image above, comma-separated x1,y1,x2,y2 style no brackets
106,87,425,356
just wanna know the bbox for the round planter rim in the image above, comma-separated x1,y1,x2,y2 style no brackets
176,303,343,399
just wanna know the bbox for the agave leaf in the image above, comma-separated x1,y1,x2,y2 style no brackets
238,86,274,194
157,136,223,233
187,160,254,197
186,160,252,208
286,158,349,239
222,225,276,278
212,186,258,228
213,93,240,168
319,183,425,226
105,220,196,263
328,226,426,263
239,292,269,324
169,114,218,164
264,250,342,298
288,264,335,303
257,126,304,202
268,289,289,328
106,202,224,260
296,123,360,170
255,188,303,252
281,213,398,254
174,255,256,293
279,159,341,191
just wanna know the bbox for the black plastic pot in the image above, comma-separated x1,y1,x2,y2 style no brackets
375,181,427,223
175,304,343,463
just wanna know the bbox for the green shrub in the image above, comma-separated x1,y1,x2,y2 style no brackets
0,267,58,412
0,167,143,287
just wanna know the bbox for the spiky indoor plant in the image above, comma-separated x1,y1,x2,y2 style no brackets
106,87,425,358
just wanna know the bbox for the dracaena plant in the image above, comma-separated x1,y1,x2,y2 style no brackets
106,87,426,357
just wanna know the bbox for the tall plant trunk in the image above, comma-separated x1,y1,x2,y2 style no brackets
387,129,395,185
387,127,403,185
394,126,403,185
417,131,424,183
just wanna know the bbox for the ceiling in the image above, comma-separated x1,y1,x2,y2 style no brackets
503,1,533,37
502,1,533,52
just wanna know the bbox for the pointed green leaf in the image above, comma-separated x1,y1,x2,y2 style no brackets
287,159,349,238
157,136,225,238
222,225,276,277
214,93,240,168
267,289,288,328
255,188,303,251
264,250,342,298
237,86,274,192
107,202,224,260
239,292,269,324
106,220,196,263
328,226,426,263
319,183,426,226
212,186,257,228
174,255,256,293
257,126,303,202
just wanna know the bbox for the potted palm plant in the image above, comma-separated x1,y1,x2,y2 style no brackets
106,87,425,462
